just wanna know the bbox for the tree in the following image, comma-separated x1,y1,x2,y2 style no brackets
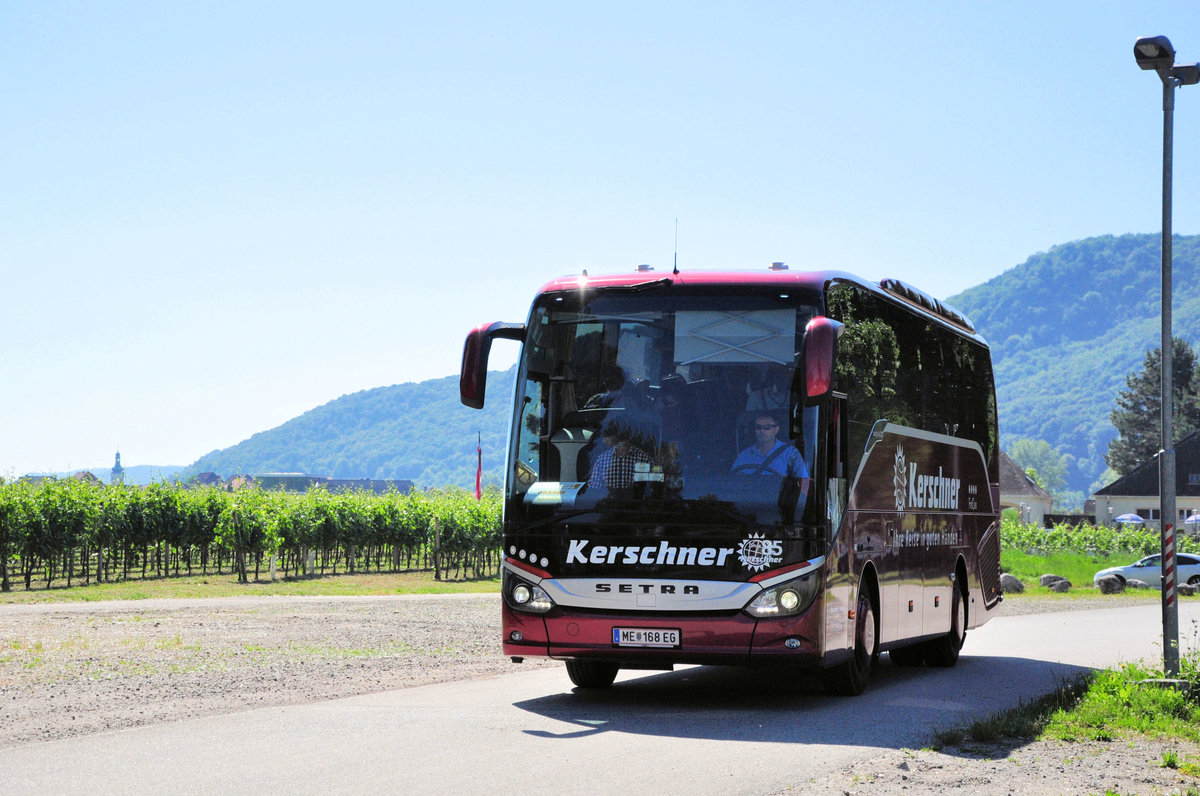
1008,438,1068,492
1089,467,1119,495
1106,338,1200,476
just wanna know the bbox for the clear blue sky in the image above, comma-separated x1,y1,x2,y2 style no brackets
3,1,1199,476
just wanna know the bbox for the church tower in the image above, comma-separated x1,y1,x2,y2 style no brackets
111,451,125,485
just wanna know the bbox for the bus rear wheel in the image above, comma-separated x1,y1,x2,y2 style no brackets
822,588,878,696
565,660,620,689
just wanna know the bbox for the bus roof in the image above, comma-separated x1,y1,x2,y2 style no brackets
536,268,831,294
534,268,986,345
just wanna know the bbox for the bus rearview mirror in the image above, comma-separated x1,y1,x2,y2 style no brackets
802,316,843,403
460,322,525,409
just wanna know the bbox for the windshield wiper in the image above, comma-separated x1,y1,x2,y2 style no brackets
603,278,673,293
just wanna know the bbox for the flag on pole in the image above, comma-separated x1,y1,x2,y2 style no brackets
474,432,483,500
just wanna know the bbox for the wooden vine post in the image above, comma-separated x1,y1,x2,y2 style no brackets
433,517,441,581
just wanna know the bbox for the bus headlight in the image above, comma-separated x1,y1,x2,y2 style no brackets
743,571,821,618
505,574,555,614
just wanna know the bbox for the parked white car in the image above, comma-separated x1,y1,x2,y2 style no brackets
1093,553,1200,588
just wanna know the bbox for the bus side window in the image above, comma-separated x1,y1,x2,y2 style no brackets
826,283,900,478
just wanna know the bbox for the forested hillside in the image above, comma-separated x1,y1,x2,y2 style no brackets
949,233,1200,494
187,368,516,489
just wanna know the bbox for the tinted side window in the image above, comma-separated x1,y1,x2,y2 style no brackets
826,283,905,477
827,281,999,481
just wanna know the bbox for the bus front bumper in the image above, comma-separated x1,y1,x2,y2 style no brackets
502,603,822,667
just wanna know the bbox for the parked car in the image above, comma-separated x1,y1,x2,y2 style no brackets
1093,553,1200,588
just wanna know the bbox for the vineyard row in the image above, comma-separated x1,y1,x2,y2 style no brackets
999,517,1200,557
0,479,502,590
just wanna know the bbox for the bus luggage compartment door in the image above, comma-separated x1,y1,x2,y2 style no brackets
896,515,924,640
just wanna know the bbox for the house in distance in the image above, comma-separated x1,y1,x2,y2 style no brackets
1092,430,1200,532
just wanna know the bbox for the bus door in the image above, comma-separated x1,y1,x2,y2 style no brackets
821,395,854,658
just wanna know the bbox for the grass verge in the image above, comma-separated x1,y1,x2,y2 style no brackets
0,570,501,603
1001,548,1136,588
930,673,1094,748
932,626,1200,776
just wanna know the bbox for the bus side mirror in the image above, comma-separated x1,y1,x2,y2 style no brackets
800,316,843,403
460,322,525,409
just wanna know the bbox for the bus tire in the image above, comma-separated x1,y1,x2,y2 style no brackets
822,587,878,696
923,584,966,668
565,660,619,688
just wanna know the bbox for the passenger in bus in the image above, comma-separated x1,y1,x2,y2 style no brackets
586,422,654,493
609,377,662,450
655,374,691,440
745,366,790,413
584,367,626,409
731,413,809,480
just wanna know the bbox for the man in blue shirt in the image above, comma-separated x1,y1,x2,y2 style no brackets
732,413,810,523
732,413,809,479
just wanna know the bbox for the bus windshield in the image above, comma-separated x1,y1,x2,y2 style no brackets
508,289,821,531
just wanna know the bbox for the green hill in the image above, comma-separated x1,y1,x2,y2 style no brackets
188,233,1200,497
949,232,1200,494
187,368,516,489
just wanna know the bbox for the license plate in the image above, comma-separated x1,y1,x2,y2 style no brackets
612,627,681,648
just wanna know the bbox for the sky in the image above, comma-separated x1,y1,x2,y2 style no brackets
4,1,1200,477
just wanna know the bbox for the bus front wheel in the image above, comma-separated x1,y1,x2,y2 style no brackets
566,660,620,689
822,588,878,696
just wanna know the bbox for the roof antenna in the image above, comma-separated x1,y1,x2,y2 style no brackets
672,218,679,275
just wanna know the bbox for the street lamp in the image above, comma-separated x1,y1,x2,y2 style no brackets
1135,36,1177,74
1134,35,1199,678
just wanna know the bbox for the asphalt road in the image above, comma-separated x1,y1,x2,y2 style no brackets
2,602,1197,795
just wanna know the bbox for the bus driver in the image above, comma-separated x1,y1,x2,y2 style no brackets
732,413,809,479
732,412,811,522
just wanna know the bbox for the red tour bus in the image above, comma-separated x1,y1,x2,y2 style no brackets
460,265,1001,695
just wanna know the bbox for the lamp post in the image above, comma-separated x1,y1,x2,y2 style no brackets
1134,35,1200,677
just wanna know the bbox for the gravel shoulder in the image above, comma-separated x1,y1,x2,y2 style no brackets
2,593,1197,794
0,593,554,747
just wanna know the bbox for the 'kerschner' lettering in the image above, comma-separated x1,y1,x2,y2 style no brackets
567,539,734,567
